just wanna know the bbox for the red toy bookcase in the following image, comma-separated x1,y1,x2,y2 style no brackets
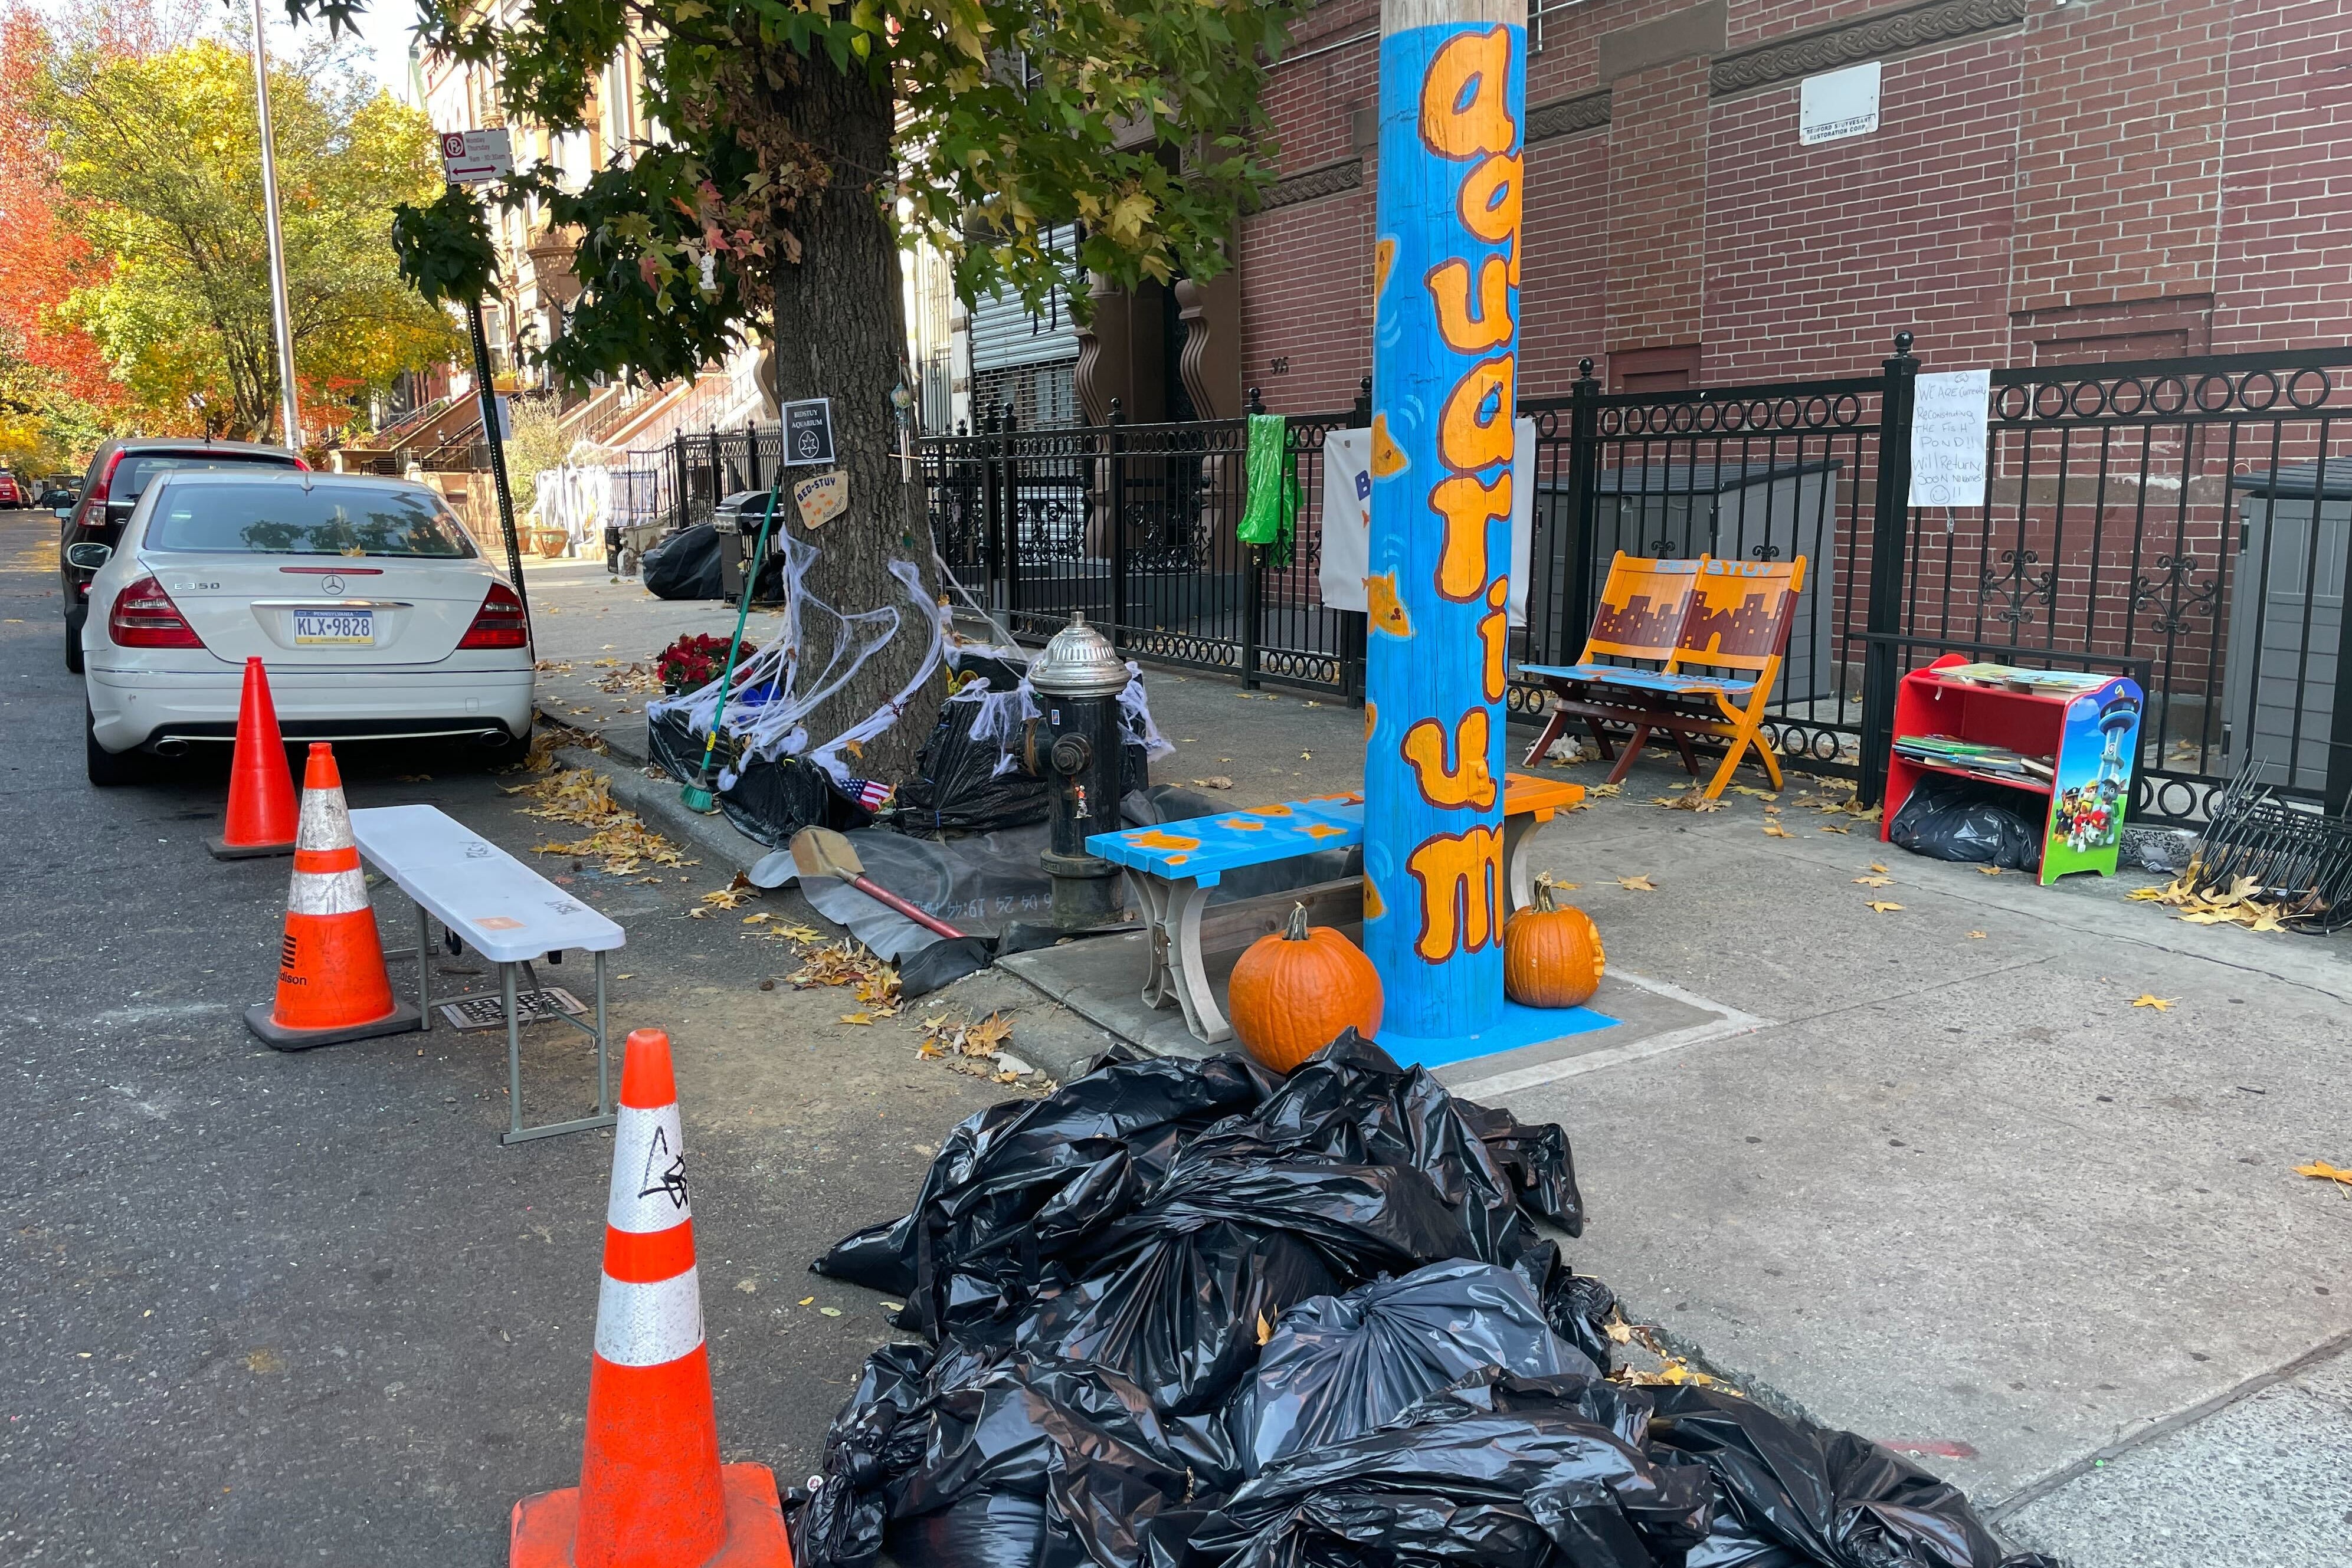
1881,654,2145,885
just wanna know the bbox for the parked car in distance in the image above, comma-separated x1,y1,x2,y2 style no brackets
74,470,534,785
0,472,23,508
59,438,306,673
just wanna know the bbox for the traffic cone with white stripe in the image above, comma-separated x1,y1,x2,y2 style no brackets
207,657,298,859
244,743,421,1051
511,1028,792,1568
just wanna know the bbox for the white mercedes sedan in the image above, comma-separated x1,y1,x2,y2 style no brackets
75,470,535,785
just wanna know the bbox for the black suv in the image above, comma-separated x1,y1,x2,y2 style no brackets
58,437,304,673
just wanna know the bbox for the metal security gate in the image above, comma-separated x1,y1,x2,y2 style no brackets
1515,347,1913,788
908,341,2352,827
1894,348,2352,823
922,402,1363,696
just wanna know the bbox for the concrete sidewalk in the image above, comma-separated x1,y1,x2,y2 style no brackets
525,562,2352,1563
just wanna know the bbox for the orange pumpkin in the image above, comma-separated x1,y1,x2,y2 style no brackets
1228,903,1383,1072
1503,880,1604,1008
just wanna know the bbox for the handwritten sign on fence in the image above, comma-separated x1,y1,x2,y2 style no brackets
1909,369,1991,508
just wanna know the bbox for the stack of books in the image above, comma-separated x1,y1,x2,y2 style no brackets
1930,662,2109,695
1893,733,2055,780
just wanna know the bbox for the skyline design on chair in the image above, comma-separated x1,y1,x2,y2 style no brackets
1519,552,1807,799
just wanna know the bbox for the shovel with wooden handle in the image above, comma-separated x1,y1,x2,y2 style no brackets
790,828,969,940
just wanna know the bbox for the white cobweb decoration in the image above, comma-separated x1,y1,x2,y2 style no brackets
646,524,945,789
647,526,1175,790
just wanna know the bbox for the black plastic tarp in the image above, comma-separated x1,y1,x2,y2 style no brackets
641,521,727,600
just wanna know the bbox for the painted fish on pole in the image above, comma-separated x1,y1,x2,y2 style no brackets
1362,0,1525,1046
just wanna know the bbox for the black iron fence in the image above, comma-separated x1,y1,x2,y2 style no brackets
657,339,2352,826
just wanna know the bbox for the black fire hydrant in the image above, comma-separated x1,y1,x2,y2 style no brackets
1024,613,1129,930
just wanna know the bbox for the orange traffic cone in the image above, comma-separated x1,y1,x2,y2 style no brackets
245,743,421,1051
512,1029,792,1568
209,657,298,859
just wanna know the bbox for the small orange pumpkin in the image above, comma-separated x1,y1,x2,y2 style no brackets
1228,903,1383,1072
1503,880,1604,1008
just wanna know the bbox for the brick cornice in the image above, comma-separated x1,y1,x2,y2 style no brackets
1257,158,1364,212
1527,88,1613,145
1709,0,2029,98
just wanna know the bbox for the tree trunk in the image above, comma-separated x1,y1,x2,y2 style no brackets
755,56,945,785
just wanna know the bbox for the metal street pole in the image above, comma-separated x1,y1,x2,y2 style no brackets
466,293,529,620
247,0,303,451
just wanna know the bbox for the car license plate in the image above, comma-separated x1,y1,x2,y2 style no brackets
293,610,373,646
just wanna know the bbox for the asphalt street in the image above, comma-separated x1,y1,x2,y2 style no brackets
0,511,1022,1564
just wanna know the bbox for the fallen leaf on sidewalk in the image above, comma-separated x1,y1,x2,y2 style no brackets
2131,995,2176,1011
1729,786,1778,799
798,1296,815,1306
840,1012,874,1026
1301,751,1313,760
1869,862,1888,872
699,882,755,911
1964,931,1987,939
1616,875,1657,891
2294,1161,2352,1188
1819,824,1851,834
1763,823,1792,838
1866,901,1904,913
1663,790,1724,812
819,1307,843,1317
1193,776,1234,790
1978,865,2003,875
1854,875,1894,887
1591,783,1621,798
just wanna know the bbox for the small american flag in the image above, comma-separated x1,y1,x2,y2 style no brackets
843,776,893,811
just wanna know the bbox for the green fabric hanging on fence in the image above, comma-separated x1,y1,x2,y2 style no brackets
1238,412,1300,568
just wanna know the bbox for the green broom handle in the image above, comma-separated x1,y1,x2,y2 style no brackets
694,478,786,783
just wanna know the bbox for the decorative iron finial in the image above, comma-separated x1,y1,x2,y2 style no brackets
1247,386,1266,415
1894,330,1915,355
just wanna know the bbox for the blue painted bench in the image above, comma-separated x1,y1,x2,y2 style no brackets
1087,775,1584,1045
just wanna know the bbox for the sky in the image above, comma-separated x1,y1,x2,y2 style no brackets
20,0,422,103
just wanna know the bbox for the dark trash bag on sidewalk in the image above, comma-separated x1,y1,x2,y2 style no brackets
640,521,727,600
646,706,873,846
1230,1259,1598,1475
1886,775,2042,872
1646,1386,2059,1568
1192,1370,1715,1568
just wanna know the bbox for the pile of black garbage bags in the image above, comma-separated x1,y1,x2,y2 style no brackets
799,1034,2053,1568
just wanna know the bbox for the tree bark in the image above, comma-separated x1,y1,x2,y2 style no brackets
754,55,945,785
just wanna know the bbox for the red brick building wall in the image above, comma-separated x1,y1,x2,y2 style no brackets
1236,0,2352,414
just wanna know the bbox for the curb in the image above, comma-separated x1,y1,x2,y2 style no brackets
551,745,773,878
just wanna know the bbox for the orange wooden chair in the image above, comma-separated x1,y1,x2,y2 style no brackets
1663,555,1808,795
1518,553,1702,771
1521,553,1806,797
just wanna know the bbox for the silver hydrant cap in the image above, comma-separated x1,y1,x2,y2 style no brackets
1029,612,1129,697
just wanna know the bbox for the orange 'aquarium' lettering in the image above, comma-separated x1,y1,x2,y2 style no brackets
1427,257,1514,353
1440,354,1516,473
1407,825,1503,961
1479,578,1509,701
1402,709,1497,810
1419,28,1516,160
1459,153,1522,247
1431,470,1509,600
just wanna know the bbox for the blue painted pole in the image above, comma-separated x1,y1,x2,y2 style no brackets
1362,0,1526,1045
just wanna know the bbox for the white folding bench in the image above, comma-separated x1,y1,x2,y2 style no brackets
349,804,624,1145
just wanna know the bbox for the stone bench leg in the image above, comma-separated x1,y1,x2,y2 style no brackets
1133,871,1230,1045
